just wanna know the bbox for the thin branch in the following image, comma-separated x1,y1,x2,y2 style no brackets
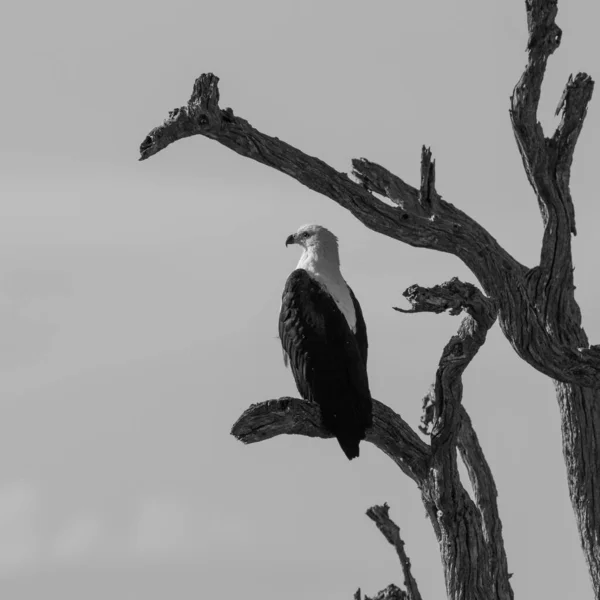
457,407,513,600
553,73,595,177
231,397,429,484
510,0,593,305
366,504,423,600
417,146,439,213
397,278,497,448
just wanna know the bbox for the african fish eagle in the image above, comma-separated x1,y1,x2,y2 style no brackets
278,224,372,460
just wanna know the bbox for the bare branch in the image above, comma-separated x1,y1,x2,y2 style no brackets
552,72,595,235
510,0,593,298
457,407,512,600
366,504,423,600
510,0,561,167
139,74,524,288
418,146,439,213
231,397,429,484
397,279,497,447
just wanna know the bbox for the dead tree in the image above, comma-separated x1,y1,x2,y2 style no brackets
138,1,596,599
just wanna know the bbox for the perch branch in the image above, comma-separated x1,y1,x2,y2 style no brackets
231,397,429,484
366,504,423,600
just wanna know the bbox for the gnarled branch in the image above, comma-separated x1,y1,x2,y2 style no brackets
139,73,600,391
398,278,496,449
231,397,428,484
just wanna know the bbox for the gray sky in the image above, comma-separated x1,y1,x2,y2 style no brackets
1,0,599,598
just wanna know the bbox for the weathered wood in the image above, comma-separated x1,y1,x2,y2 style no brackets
231,397,429,484
509,1,599,595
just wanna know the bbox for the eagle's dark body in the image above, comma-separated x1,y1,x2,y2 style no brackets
279,268,372,459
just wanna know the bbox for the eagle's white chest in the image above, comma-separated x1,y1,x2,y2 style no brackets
297,255,356,332
316,274,356,333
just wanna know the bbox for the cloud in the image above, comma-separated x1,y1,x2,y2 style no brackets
0,481,39,574
0,483,203,576
130,497,196,559
51,515,104,564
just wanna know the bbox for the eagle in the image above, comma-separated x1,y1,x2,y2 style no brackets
279,224,373,460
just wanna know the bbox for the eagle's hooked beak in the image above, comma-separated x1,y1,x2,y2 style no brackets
285,234,296,247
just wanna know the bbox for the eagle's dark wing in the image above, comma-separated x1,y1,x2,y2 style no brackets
279,269,372,459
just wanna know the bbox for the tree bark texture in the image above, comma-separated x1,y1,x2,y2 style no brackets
139,0,596,597
509,1,599,595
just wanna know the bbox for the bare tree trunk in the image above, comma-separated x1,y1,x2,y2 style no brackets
508,1,599,592
138,0,596,597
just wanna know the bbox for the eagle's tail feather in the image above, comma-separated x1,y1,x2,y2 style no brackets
336,434,361,460
321,393,371,461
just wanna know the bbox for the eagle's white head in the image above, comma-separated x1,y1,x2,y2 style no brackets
284,223,356,331
285,224,340,268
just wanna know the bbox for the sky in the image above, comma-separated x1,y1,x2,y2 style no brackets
0,0,599,598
